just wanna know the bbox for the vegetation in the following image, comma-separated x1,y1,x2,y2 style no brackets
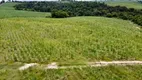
51,10,69,18
0,17,142,63
106,1,142,9
0,0,5,4
0,2,142,80
14,2,142,26
0,3,50,18
1,65,142,80
18,65,142,80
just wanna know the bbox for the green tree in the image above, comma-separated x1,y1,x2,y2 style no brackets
1,0,5,3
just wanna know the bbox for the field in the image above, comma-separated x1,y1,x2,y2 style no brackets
0,3,50,18
106,1,142,9
0,65,142,80
1,17,142,64
0,2,142,80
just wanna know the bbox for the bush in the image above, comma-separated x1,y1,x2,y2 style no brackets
51,10,69,18
106,13,113,18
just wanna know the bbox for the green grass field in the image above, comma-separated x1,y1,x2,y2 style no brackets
0,2,142,80
0,17,142,64
106,1,142,9
0,65,142,80
0,3,50,18
20,65,142,80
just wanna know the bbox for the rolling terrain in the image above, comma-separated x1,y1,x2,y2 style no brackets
0,3,50,18
106,1,142,9
0,2,142,80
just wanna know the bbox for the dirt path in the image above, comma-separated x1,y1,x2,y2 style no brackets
19,63,38,70
46,61,142,69
19,61,142,70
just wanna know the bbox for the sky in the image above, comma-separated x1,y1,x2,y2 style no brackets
0,0,108,2
0,0,139,2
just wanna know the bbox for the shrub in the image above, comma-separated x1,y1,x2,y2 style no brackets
51,10,69,18
106,13,113,18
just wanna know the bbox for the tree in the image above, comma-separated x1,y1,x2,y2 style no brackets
1,0,5,3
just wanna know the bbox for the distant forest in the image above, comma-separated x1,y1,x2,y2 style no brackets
14,2,142,27
139,1,142,3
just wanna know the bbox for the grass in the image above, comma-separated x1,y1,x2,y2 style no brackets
0,65,142,80
0,2,142,80
0,2,50,18
0,17,142,64
0,62,23,80
106,1,142,9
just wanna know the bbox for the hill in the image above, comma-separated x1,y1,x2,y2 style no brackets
106,1,142,9
0,3,50,18
0,2,142,80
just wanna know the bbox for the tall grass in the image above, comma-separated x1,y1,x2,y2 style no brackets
0,17,142,64
1,65,142,80
20,65,142,80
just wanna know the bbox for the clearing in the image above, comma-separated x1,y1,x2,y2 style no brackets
106,1,142,9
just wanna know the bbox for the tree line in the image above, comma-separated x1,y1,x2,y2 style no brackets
138,1,142,3
0,0,5,4
14,2,142,27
